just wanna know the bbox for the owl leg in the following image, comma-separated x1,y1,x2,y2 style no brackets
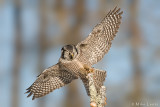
83,64,94,73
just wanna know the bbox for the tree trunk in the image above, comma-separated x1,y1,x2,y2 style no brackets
128,0,143,106
11,0,22,107
37,1,47,107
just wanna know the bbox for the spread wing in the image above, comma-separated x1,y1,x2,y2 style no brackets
25,64,78,100
76,7,123,65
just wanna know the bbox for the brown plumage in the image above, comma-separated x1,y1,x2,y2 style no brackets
26,64,78,100
76,7,123,66
26,7,123,100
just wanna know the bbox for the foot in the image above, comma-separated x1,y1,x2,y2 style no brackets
83,64,94,73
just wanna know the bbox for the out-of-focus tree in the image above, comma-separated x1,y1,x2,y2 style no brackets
128,0,143,106
62,0,85,44
36,0,48,107
11,0,22,107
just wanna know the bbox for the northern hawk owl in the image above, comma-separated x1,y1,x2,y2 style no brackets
26,7,123,100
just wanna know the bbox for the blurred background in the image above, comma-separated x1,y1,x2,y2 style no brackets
0,0,160,107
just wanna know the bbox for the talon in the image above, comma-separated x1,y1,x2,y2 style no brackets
83,64,94,73
83,64,90,71
90,68,94,73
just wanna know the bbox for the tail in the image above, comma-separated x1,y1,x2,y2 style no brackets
92,69,107,93
81,68,107,96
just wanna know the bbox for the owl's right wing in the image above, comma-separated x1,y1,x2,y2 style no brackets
25,64,78,100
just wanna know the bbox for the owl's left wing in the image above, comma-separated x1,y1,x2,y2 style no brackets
76,7,123,66
25,64,78,100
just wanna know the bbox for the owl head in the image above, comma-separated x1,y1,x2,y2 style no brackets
61,45,78,61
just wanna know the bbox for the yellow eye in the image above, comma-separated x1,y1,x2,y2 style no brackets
71,53,74,57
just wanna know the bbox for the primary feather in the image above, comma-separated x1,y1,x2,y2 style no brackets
76,7,123,66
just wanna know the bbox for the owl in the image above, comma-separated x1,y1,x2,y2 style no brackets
26,7,123,100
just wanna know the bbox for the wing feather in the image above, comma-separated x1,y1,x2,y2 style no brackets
25,64,78,100
76,7,123,65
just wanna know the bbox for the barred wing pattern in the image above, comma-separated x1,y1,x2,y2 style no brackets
26,64,78,100
76,7,123,66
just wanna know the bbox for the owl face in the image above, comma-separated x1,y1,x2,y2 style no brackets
61,45,78,61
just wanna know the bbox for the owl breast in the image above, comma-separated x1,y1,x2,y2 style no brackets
59,59,84,77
